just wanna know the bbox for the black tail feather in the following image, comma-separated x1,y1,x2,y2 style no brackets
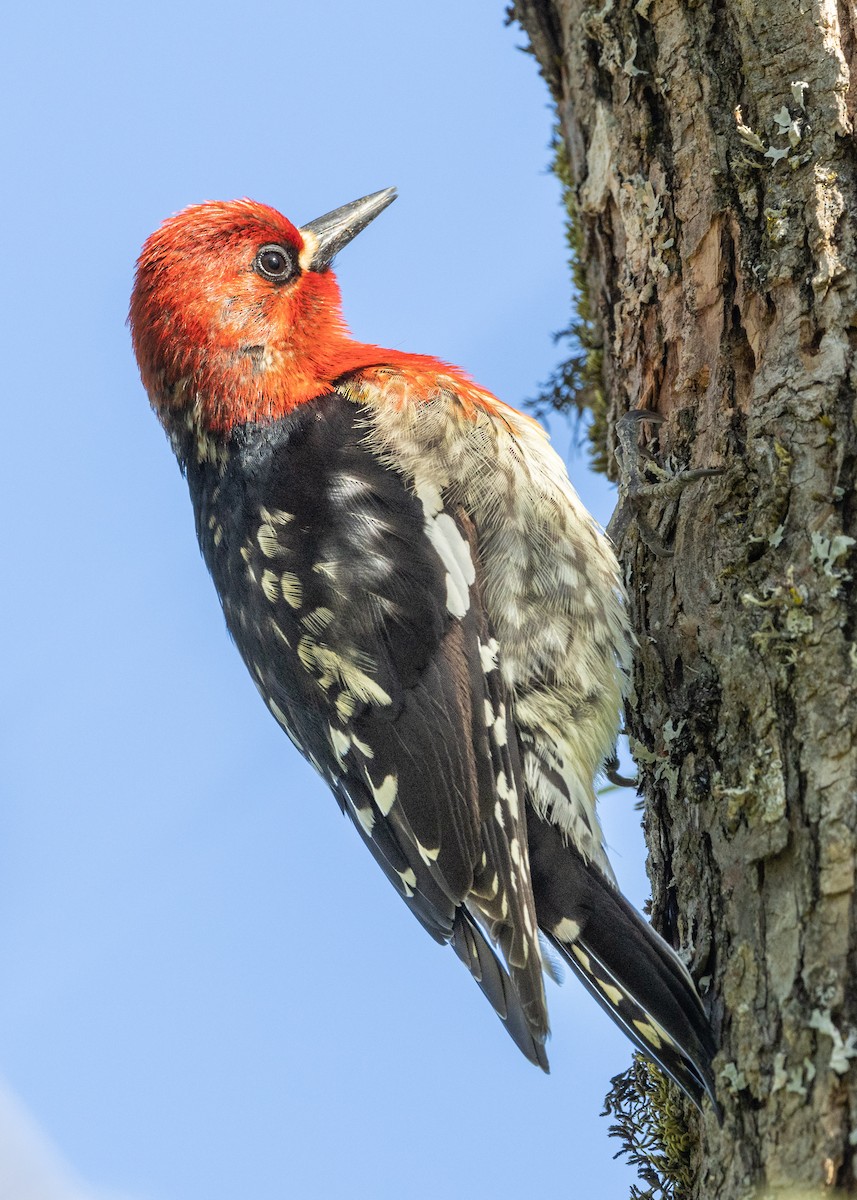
549,926,717,1113
528,809,718,1115
452,910,550,1072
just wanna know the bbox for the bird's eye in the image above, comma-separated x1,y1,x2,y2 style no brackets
254,244,295,283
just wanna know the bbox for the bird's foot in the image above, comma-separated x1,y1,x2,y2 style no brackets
607,411,724,557
603,747,637,790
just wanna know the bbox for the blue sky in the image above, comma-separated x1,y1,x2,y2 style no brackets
2,3,649,1196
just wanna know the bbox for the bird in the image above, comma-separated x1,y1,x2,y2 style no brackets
129,187,717,1111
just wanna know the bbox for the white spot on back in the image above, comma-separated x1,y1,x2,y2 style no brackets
261,506,293,527
397,867,417,897
302,606,334,634
369,773,398,816
353,805,375,836
330,726,351,762
280,572,302,609
313,560,340,583
350,734,374,759
297,638,392,709
261,569,280,602
416,840,440,865
257,524,281,558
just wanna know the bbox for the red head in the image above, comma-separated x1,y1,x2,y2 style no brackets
129,190,397,434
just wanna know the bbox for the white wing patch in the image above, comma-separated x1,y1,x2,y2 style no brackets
415,479,443,517
435,514,476,617
415,478,476,617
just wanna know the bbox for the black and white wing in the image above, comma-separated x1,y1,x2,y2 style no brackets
193,393,550,1067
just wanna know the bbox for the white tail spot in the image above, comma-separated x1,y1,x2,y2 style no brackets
552,917,581,943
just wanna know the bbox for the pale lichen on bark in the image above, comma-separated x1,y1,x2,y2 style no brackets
512,0,857,1195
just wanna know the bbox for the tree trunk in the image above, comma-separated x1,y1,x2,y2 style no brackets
511,1,857,1196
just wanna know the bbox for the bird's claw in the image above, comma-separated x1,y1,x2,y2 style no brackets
607,410,725,555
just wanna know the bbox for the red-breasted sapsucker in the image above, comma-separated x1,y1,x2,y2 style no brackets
130,189,717,1110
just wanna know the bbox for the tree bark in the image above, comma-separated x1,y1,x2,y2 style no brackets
512,1,857,1196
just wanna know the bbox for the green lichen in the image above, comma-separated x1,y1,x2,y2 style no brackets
528,133,610,474
602,1056,696,1200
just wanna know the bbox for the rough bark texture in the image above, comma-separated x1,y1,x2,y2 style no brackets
512,1,857,1196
